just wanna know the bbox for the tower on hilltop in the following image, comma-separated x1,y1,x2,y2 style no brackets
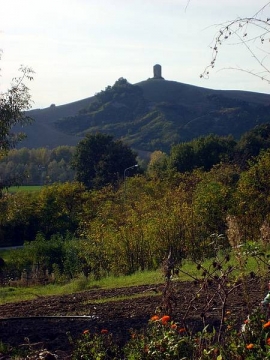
153,64,164,79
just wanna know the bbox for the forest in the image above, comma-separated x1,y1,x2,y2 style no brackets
1,123,270,284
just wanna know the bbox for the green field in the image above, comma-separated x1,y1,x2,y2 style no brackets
7,185,42,192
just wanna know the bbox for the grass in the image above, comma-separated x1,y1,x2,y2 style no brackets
0,250,266,306
7,185,42,193
0,253,262,304
0,270,163,305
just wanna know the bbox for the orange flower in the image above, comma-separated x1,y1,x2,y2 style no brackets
101,329,108,334
246,343,254,349
264,321,270,329
266,338,270,346
161,315,170,324
179,327,186,333
150,315,159,321
171,323,177,330
83,329,89,334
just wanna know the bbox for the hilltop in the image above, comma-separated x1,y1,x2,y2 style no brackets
18,75,270,153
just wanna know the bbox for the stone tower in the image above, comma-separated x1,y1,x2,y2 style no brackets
153,64,164,79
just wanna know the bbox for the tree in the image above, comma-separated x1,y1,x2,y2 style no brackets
0,56,34,157
72,133,137,189
201,3,270,84
235,123,270,168
168,134,236,173
0,53,34,192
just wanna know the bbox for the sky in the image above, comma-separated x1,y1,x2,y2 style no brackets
1,0,270,109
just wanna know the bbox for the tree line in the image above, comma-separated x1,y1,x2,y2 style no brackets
2,123,270,189
0,146,75,186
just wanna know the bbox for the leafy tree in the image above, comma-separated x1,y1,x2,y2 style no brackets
0,54,34,193
0,58,34,158
235,123,270,168
235,148,270,240
37,182,86,237
72,133,137,189
147,150,169,179
169,134,236,173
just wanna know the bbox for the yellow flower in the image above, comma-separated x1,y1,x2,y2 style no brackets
246,343,254,349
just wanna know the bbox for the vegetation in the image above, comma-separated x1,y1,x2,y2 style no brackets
0,60,34,158
72,133,137,189
1,89,270,357
0,54,34,192
2,123,270,189
53,77,270,153
0,146,75,187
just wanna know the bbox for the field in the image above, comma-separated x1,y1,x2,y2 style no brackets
0,277,266,359
7,186,42,192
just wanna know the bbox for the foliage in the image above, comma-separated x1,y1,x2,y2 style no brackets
72,133,137,189
0,182,86,245
71,329,121,360
0,62,34,158
0,146,75,186
52,75,270,153
70,243,270,360
169,134,236,172
234,149,270,240
235,123,270,169
0,54,34,193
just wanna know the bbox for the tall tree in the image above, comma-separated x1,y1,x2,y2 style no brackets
0,53,34,192
72,133,137,189
0,58,34,157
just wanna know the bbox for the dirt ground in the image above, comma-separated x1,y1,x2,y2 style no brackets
0,278,267,359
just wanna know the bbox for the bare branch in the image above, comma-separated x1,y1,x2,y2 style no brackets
201,2,270,84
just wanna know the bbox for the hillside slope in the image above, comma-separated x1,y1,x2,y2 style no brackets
18,78,270,152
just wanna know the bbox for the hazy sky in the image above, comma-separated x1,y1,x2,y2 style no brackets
1,0,270,109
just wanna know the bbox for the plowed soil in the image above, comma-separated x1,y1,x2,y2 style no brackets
0,278,267,359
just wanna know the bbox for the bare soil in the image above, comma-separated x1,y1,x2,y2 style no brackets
0,278,266,359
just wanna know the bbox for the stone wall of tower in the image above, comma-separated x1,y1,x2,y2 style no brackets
153,64,164,79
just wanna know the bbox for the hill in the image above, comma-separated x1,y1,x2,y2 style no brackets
18,76,270,153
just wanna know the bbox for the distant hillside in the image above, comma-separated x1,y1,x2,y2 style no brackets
18,77,270,153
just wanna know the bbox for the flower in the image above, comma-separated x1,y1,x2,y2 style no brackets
244,319,249,324
161,315,170,324
150,315,159,321
101,329,108,334
83,329,89,334
263,321,270,329
246,343,254,349
266,338,270,346
179,327,186,333
171,324,177,330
